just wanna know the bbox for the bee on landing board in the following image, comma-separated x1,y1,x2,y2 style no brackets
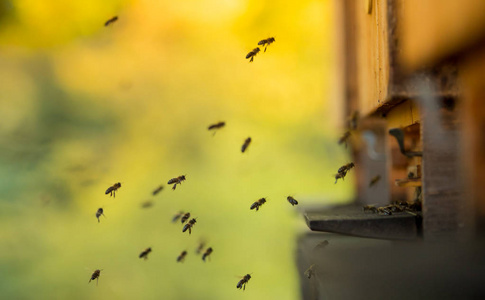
172,211,184,223
168,175,186,190
287,196,298,206
152,185,164,196
241,137,252,153
105,182,121,197
236,274,252,291
104,16,118,27
139,248,152,260
182,218,197,234
95,208,105,223
202,247,213,262
208,122,225,135
181,212,191,224
258,37,275,52
177,250,187,262
250,198,266,211
89,269,102,285
246,48,260,62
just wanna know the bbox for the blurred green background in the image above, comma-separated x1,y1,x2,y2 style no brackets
0,0,353,299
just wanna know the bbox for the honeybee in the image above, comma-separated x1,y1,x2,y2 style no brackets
236,274,252,290
348,111,359,130
196,241,206,254
177,250,187,262
313,240,329,251
152,185,164,195
95,208,105,223
181,212,191,224
304,264,315,279
246,48,260,62
363,205,378,213
377,207,392,215
250,198,267,211
258,37,275,52
105,182,121,197
89,269,102,285
334,172,346,184
104,16,118,27
182,218,197,234
241,137,252,153
139,247,152,260
369,175,381,187
202,247,213,262
208,122,225,134
172,211,184,223
338,162,355,174
141,200,154,208
287,196,298,206
338,131,351,148
168,175,186,190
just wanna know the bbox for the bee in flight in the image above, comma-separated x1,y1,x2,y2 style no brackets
182,218,197,234
246,48,260,62
139,247,152,260
287,196,298,206
369,175,381,187
141,200,154,208
95,208,105,223
177,250,187,262
195,241,206,254
250,198,266,211
152,185,164,196
89,269,102,285
181,212,191,224
334,172,346,184
104,16,118,27
105,182,121,197
202,247,213,262
208,122,225,135
338,131,351,148
304,264,315,279
313,240,329,252
236,274,252,291
172,211,184,223
168,175,186,190
338,162,355,175
258,37,275,52
241,137,252,153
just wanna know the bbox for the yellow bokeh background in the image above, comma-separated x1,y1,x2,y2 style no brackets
0,0,353,299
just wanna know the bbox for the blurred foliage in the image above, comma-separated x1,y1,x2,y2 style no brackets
0,0,353,299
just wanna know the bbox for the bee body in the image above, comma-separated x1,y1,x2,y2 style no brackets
105,182,121,197
168,175,186,190
95,208,105,223
89,269,101,285
182,218,197,234
258,37,275,52
338,131,351,148
208,122,225,132
287,196,298,206
246,48,260,62
202,247,213,262
177,250,187,262
139,247,152,260
104,16,118,27
172,211,184,223
237,274,251,290
250,198,266,211
241,137,252,153
181,212,191,224
152,185,164,195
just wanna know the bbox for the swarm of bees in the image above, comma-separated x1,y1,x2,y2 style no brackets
250,198,267,211
236,274,252,291
168,175,186,190
363,200,422,216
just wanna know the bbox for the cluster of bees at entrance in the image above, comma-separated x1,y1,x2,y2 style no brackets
89,17,288,290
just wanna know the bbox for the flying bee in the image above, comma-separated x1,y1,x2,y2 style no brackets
241,137,252,153
369,175,381,187
208,122,225,135
348,111,359,130
304,264,315,279
105,182,121,197
246,48,260,62
363,205,378,213
196,241,206,254
237,274,252,291
152,185,164,195
104,16,118,27
338,131,351,148
95,208,105,223
287,196,298,206
250,198,267,211
258,37,275,52
172,211,184,223
139,247,152,260
168,175,186,190
181,212,191,224
141,200,154,208
338,162,355,174
313,240,329,252
202,247,213,262
182,218,197,234
177,250,187,262
89,269,102,285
